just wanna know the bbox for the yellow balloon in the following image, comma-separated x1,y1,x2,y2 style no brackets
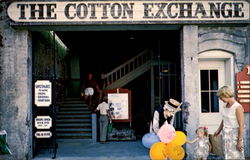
165,144,185,160
168,131,186,146
149,142,168,160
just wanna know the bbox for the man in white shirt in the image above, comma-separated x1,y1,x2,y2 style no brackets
94,96,111,144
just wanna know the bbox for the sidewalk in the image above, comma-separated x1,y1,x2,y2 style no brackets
33,140,150,160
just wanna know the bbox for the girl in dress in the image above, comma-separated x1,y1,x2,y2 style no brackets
186,127,211,160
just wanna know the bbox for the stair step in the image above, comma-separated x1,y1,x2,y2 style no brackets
57,119,91,123
64,97,82,101
56,115,91,120
56,99,93,139
57,114,91,118
63,101,86,104
57,135,92,139
56,130,92,136
57,125,91,129
60,103,88,107
57,128,91,131
59,107,90,111
56,121,91,126
57,112,91,116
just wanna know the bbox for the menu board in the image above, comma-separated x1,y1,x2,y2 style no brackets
105,88,131,122
108,93,129,120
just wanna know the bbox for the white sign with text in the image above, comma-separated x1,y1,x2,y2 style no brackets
7,1,249,23
35,131,52,138
35,116,52,129
34,80,52,107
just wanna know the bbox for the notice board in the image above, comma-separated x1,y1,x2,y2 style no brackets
105,88,131,122
236,65,250,112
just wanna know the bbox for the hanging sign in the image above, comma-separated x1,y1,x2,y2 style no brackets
35,116,52,129
35,131,52,138
236,64,250,112
34,80,52,107
7,1,249,25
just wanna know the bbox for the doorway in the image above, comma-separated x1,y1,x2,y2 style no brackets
198,50,234,133
54,30,182,135
32,29,181,157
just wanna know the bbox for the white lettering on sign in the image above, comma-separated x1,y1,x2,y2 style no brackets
238,90,250,93
35,116,52,129
7,1,250,24
35,131,52,138
240,81,250,84
34,80,52,107
240,99,250,103
240,85,250,89
238,94,250,98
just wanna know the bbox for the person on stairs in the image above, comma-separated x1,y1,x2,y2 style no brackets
81,73,101,108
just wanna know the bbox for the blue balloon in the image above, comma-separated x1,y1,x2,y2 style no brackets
142,133,160,149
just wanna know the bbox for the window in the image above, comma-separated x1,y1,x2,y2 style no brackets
200,70,219,113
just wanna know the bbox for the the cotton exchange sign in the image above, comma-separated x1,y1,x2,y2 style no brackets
7,0,250,25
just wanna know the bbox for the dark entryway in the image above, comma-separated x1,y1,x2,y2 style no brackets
55,30,181,137
32,29,181,157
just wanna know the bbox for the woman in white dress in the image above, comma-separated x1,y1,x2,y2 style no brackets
214,85,245,159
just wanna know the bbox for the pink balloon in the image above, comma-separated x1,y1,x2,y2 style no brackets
157,124,176,143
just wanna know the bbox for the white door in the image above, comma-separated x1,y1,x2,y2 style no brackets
199,60,225,134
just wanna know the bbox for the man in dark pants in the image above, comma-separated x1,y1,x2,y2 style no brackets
94,97,111,144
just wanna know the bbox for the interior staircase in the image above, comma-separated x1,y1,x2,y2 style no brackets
101,49,171,90
56,98,92,139
56,49,174,140
102,49,152,90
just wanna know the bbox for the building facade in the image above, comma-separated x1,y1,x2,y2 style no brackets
0,0,249,159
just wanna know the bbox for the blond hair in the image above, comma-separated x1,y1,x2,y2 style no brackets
196,127,209,137
217,85,234,98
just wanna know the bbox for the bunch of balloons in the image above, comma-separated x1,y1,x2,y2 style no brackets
142,124,186,160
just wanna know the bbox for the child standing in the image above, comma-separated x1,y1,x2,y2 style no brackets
186,127,211,160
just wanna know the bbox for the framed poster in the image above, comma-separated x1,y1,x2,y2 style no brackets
105,88,131,122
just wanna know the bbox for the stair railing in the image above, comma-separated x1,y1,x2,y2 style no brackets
101,49,152,88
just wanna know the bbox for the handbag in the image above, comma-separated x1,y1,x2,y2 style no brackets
107,120,113,133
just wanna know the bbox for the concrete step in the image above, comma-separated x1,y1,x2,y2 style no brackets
56,123,91,127
59,107,90,111
64,97,82,101
56,134,92,139
57,128,91,132
56,131,92,137
60,103,88,107
57,119,91,124
57,114,91,119
56,99,92,139
57,111,92,116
